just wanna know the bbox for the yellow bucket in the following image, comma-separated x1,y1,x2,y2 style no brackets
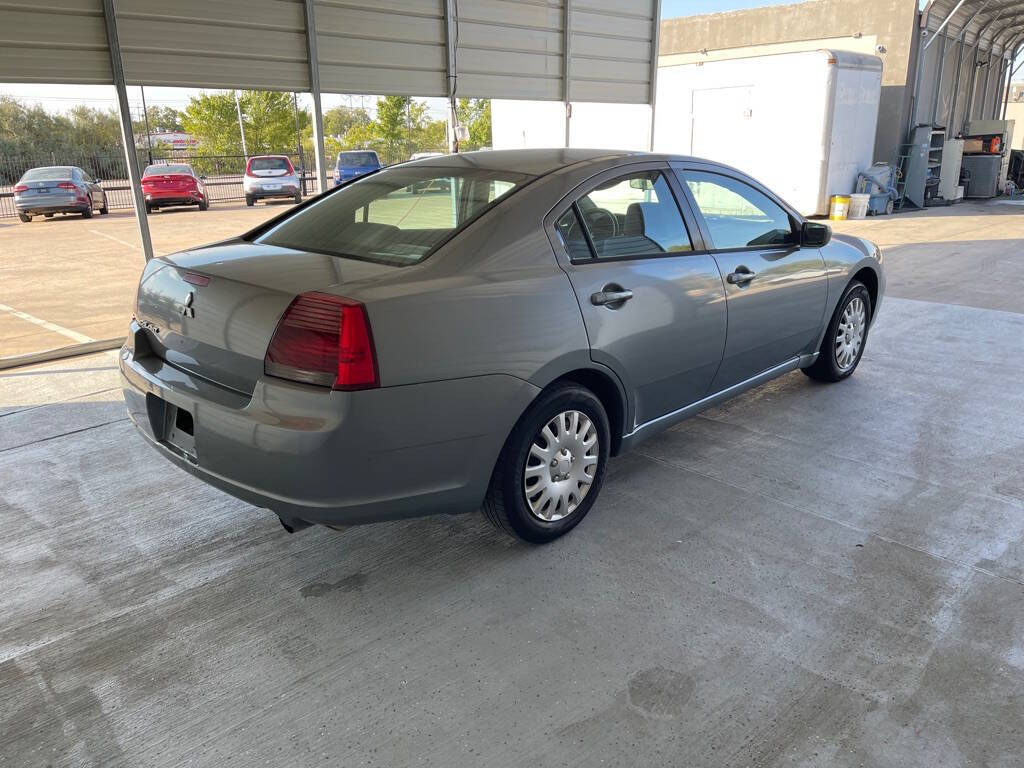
829,195,850,220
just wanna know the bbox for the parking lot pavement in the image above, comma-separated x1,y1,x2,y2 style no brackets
0,201,292,358
1,204,1023,766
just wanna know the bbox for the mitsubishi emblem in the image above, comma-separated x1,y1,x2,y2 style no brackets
180,290,195,318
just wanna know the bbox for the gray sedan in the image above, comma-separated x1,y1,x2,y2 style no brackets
121,149,884,543
14,165,108,222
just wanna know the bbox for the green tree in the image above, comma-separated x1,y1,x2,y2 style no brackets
134,105,183,134
181,90,308,156
455,98,491,150
323,105,370,137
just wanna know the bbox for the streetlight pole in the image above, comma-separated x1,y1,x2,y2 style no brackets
140,85,154,166
234,90,248,161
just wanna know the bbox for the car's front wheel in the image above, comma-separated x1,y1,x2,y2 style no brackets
99,194,109,214
803,279,872,382
483,383,610,543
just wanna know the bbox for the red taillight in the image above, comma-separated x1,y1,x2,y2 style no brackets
264,292,378,391
57,182,76,189
14,184,28,192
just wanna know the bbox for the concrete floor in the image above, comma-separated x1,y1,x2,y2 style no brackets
1,202,1022,766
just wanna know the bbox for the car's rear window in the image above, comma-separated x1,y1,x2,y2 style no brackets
21,167,73,181
250,157,291,172
337,152,378,168
144,164,193,176
256,167,529,266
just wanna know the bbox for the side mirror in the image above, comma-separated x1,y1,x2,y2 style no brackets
95,178,103,184
801,220,831,248
199,175,208,181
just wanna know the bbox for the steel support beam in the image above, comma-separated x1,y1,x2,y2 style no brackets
925,0,969,49
963,42,981,130
648,0,661,151
931,32,948,123
563,0,572,147
948,38,967,134
101,0,154,262
444,0,460,152
980,49,992,117
303,0,327,193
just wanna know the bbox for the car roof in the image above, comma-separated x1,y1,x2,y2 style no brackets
401,148,680,177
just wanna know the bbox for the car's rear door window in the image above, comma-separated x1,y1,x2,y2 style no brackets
258,167,529,266
682,171,796,249
573,171,693,259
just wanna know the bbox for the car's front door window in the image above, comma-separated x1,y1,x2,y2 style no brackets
574,171,693,259
683,171,795,249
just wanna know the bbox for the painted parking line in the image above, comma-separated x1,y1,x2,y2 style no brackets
0,303,93,344
89,229,139,249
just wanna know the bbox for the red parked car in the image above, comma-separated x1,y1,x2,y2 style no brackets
141,164,209,213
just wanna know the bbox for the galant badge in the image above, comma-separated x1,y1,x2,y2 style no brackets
180,290,195,318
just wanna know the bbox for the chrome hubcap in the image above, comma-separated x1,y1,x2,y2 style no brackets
834,296,866,371
523,410,599,522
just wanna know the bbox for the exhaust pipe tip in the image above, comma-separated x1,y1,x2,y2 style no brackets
277,515,313,534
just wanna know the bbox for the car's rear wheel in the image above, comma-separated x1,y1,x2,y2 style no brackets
482,383,610,543
81,205,93,219
802,279,872,382
199,198,209,211
293,192,302,204
44,213,53,218
245,195,254,207
18,213,31,223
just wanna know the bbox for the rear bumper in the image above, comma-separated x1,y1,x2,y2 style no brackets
247,187,300,200
15,196,85,214
118,333,538,529
145,192,203,206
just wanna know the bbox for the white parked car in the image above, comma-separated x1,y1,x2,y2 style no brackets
244,155,301,206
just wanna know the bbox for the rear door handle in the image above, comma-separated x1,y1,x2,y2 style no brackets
726,268,756,285
590,289,634,306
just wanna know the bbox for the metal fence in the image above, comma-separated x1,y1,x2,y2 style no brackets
0,151,319,218
0,146,447,218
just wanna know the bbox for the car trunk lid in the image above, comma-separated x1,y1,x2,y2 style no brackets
134,242,397,394
143,173,195,192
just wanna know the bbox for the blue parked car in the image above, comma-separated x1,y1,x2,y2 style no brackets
333,150,381,186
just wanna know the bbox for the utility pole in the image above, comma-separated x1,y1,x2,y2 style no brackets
293,91,305,196
140,85,154,166
234,90,248,161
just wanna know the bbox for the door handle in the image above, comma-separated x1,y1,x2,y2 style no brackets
591,288,634,306
726,267,756,285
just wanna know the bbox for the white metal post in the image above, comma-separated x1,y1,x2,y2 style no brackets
444,0,460,152
101,0,154,262
303,0,328,192
563,0,573,147
648,0,661,151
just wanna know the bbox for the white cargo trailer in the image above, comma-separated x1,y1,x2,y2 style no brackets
653,49,882,216
491,49,882,217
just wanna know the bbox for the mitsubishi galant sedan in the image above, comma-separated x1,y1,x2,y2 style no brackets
121,149,884,543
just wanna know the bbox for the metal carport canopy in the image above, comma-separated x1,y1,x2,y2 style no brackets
921,0,1024,58
1,0,661,264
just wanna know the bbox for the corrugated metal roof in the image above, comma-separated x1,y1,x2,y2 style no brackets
0,0,660,104
922,0,1024,57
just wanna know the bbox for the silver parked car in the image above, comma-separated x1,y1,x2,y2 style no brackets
243,155,302,206
121,149,884,542
14,165,108,222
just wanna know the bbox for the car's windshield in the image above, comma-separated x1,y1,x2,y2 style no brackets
21,167,73,181
144,164,193,176
337,152,378,168
257,167,529,266
250,157,291,172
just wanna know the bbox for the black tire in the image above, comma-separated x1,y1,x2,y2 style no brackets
44,213,54,219
145,203,153,214
99,194,109,214
199,198,209,211
18,212,31,223
81,204,93,219
245,195,255,207
293,192,302,204
802,280,872,383
482,383,610,543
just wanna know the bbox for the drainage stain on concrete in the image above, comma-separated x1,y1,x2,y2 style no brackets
299,572,368,598
626,667,694,719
